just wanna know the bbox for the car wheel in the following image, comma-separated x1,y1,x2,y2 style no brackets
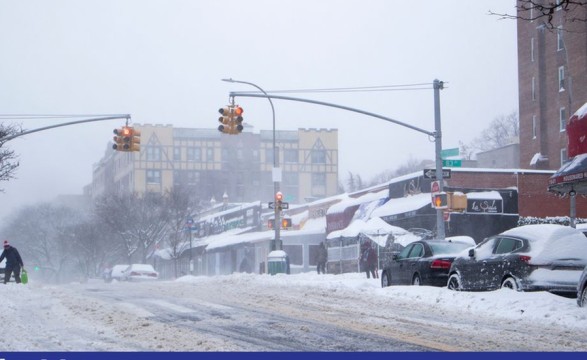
501,277,519,291
381,272,391,288
447,273,461,291
578,286,587,307
412,274,421,286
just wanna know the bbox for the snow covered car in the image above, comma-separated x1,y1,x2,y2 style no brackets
104,264,129,283
121,264,159,282
577,266,587,307
447,224,587,296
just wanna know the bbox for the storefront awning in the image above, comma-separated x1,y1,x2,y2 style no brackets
548,153,587,195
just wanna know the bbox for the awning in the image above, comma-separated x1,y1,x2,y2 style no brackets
548,153,587,195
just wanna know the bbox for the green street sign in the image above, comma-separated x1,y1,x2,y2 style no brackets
441,148,459,159
442,159,462,167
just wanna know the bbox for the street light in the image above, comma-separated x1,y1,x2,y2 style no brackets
221,78,283,251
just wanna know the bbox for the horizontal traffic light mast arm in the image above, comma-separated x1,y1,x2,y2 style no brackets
2,114,131,142
227,92,435,137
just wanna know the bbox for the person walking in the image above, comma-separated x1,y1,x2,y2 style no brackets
361,242,378,279
316,242,328,274
0,240,24,284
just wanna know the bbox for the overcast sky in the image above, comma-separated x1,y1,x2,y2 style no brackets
0,0,518,225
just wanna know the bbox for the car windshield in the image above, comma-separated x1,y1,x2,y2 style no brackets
429,242,471,255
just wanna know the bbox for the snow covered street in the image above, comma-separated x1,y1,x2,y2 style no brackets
2,272,587,352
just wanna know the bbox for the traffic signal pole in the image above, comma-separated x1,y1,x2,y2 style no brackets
1,115,131,142
226,79,446,240
222,78,282,251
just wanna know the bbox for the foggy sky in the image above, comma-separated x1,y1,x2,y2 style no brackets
0,0,518,226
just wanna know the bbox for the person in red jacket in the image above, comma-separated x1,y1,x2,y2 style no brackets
0,240,24,284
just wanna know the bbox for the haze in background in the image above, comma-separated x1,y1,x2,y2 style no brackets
0,0,518,226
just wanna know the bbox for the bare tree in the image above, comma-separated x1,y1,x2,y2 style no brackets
2,203,80,283
94,191,170,264
464,111,519,154
163,185,201,278
0,123,22,190
490,0,587,30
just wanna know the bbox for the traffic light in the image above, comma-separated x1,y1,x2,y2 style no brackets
233,106,244,134
112,127,132,151
268,218,292,229
281,218,292,229
275,191,283,210
432,192,448,209
129,127,141,152
447,192,467,211
218,106,232,133
217,105,244,135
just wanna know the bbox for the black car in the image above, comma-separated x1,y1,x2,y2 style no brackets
380,240,471,287
577,266,587,307
447,224,587,296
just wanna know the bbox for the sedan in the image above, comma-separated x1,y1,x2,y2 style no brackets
380,240,472,287
447,224,587,296
121,264,159,282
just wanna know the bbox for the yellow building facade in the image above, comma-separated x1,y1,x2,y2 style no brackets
91,124,339,205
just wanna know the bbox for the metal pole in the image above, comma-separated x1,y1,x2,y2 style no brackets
433,79,446,240
189,230,193,274
221,79,281,251
570,189,577,228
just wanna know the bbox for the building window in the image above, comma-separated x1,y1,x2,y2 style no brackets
532,115,537,139
187,147,201,162
187,171,200,185
312,172,326,187
530,37,534,62
560,107,567,132
561,148,568,166
311,150,326,164
557,26,564,51
531,77,536,101
206,148,214,162
146,170,161,184
284,149,298,163
173,147,181,161
146,147,161,161
559,66,565,91
266,148,274,164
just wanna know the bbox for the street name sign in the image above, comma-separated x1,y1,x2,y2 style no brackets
423,168,452,179
268,202,289,210
442,159,462,167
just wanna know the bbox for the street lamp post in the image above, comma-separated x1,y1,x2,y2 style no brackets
186,216,195,274
221,78,282,251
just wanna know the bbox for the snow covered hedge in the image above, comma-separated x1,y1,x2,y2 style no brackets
518,216,587,226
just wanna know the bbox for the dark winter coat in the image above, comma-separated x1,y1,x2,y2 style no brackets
0,246,24,268
361,246,378,267
316,244,328,263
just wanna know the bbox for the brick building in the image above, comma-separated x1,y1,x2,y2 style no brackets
517,3,587,170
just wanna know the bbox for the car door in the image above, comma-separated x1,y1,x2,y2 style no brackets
483,236,524,288
401,243,425,284
390,244,414,285
460,237,498,290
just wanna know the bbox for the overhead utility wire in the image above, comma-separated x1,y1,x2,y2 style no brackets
234,82,439,95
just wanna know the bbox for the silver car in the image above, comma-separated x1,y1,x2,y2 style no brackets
577,266,587,307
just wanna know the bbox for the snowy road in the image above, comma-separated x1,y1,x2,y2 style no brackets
3,272,587,352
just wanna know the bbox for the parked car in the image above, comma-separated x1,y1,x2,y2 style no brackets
121,264,159,282
447,224,587,296
104,264,129,283
577,266,587,307
380,239,472,287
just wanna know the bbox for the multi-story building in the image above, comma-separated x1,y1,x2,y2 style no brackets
90,124,339,205
518,3,587,170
